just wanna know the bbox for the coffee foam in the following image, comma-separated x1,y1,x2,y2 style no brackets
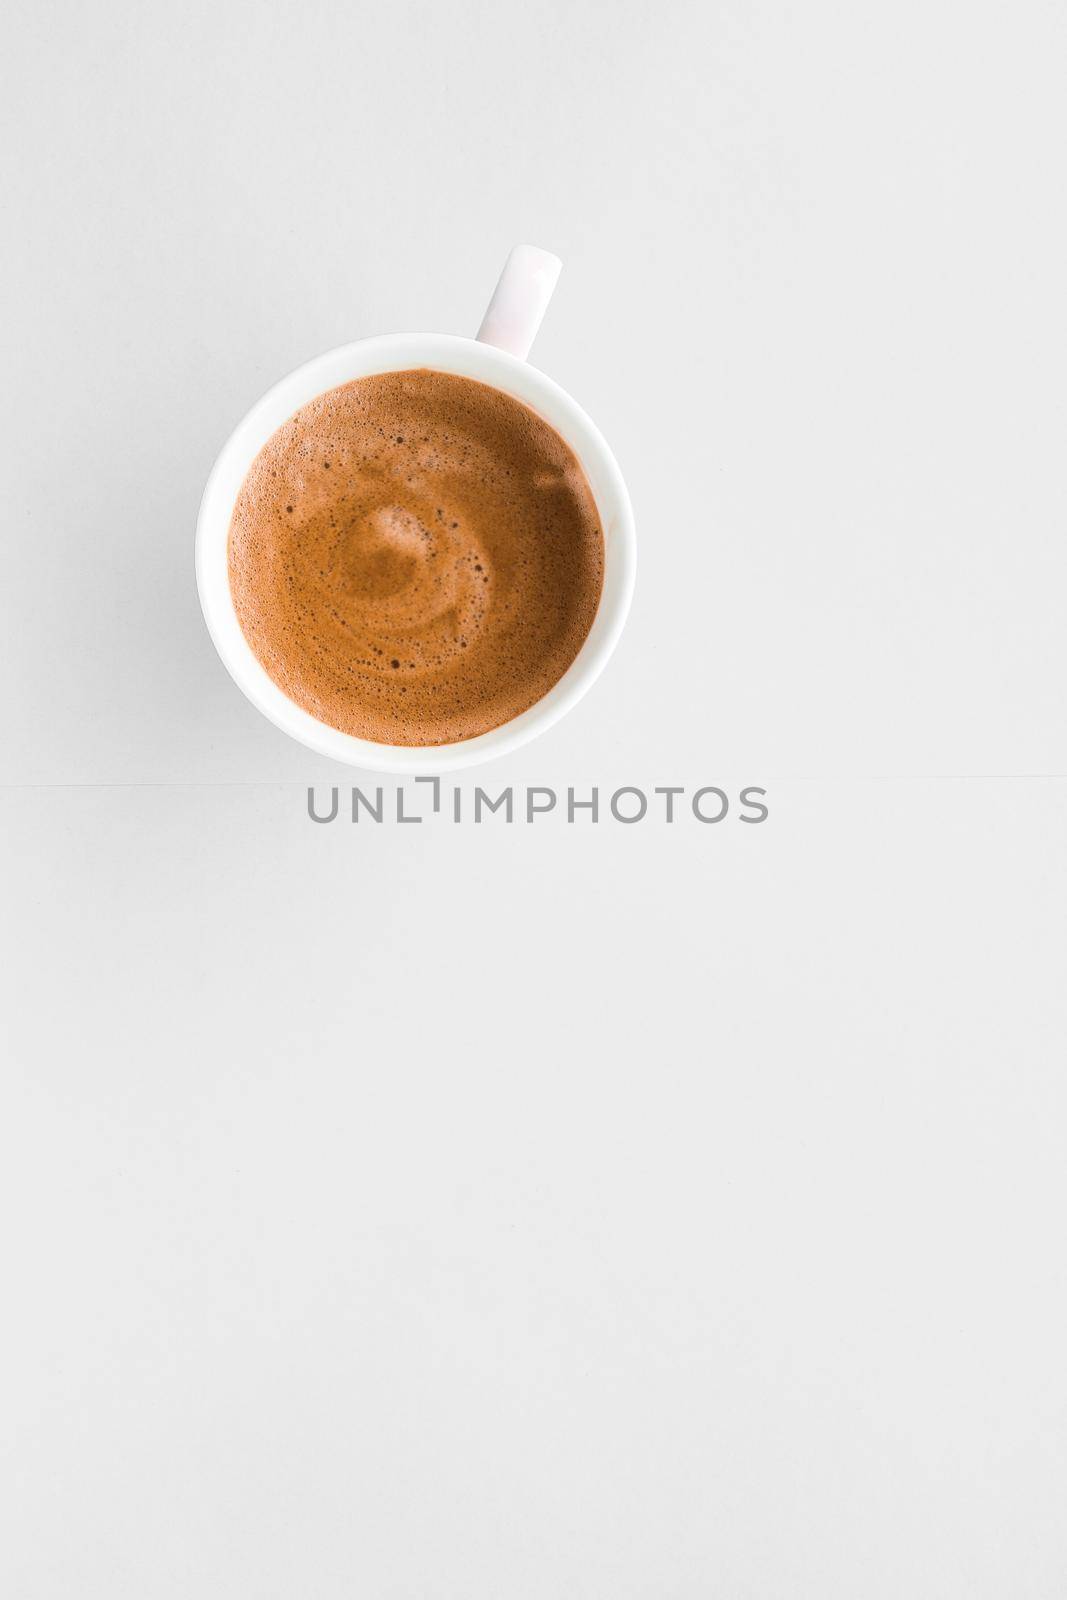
228,369,604,745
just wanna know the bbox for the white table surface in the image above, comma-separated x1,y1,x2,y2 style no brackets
2,1,1065,1595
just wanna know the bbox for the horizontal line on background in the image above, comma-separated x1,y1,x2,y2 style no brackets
1,776,1065,790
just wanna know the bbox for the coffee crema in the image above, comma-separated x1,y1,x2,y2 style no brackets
228,369,604,745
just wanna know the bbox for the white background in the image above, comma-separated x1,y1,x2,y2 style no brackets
2,0,1065,1595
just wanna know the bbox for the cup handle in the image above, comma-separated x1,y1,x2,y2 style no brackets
476,245,563,361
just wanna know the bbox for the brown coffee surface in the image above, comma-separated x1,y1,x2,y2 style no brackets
228,369,604,745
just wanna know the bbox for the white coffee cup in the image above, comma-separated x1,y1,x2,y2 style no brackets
195,246,636,773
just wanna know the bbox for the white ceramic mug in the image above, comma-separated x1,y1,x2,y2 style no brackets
195,246,636,773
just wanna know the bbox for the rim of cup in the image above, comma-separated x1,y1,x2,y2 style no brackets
195,328,636,774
